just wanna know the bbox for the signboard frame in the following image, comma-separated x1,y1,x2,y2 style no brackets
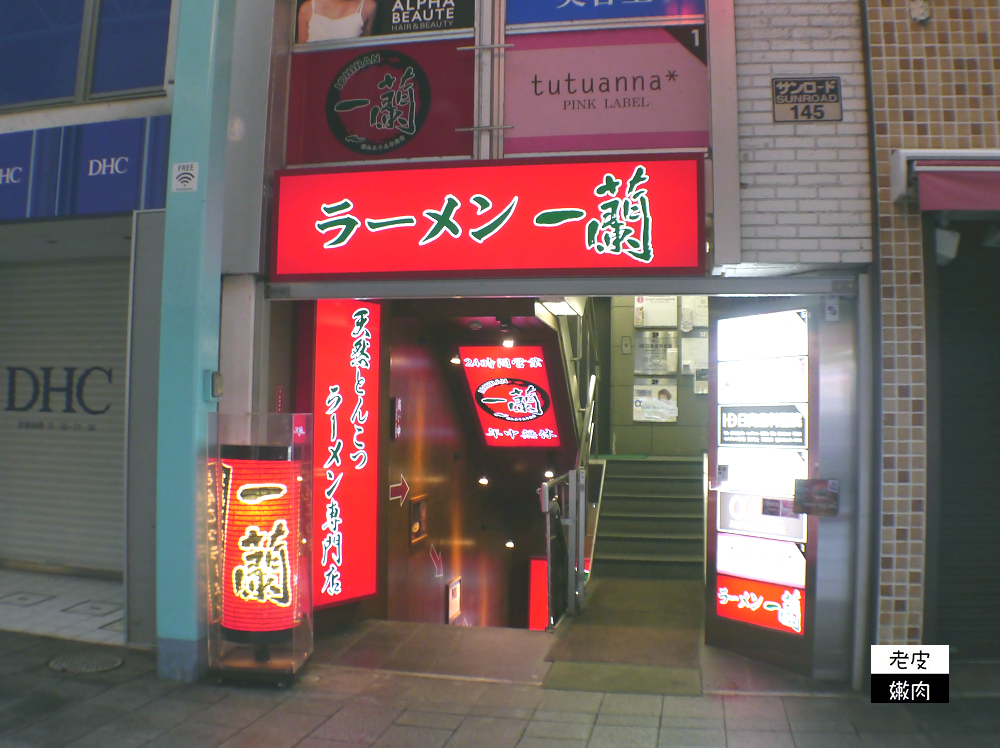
271,153,706,283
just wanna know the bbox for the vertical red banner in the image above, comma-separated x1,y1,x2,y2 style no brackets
313,300,381,608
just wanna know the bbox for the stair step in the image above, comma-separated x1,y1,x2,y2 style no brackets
593,552,702,564
603,491,702,498
599,532,702,541
601,510,703,520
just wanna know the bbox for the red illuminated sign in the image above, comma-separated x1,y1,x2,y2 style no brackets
529,557,548,631
459,346,561,448
715,573,804,636
221,456,300,634
313,300,381,608
272,156,704,281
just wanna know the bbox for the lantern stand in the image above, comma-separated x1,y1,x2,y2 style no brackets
206,414,314,685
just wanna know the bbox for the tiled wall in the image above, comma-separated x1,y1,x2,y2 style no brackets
867,0,1000,644
734,0,873,264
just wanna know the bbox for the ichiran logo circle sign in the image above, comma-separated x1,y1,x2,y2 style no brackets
326,50,431,155
475,378,551,422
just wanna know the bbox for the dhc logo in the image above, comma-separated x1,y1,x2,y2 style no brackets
5,366,113,415
0,167,23,184
88,157,129,176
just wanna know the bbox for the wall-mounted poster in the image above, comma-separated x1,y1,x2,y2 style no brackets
633,378,678,422
681,329,708,376
633,330,678,375
409,495,427,542
504,28,709,155
634,295,677,328
287,40,474,164
680,295,708,329
296,0,475,43
506,0,705,26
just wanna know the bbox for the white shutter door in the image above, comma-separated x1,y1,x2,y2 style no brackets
0,258,129,574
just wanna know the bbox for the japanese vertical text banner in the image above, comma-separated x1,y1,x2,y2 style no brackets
459,346,562,447
313,300,381,608
273,156,704,280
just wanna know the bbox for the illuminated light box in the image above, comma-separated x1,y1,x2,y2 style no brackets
459,346,561,447
717,357,808,405
271,156,704,281
716,573,805,636
716,532,806,588
220,449,301,637
312,300,381,608
529,557,549,631
715,446,808,498
717,491,806,543
717,310,808,362
207,413,313,680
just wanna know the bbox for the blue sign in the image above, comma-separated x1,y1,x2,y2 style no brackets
0,116,170,222
506,0,705,26
0,131,32,221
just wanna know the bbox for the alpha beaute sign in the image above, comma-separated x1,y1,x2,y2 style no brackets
272,156,704,281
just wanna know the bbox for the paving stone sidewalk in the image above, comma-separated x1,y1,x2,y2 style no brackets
0,632,998,748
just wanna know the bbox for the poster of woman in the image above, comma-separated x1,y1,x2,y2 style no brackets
297,0,377,42
296,0,474,43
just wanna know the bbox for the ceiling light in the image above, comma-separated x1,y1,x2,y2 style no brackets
505,540,514,549
544,469,554,479
478,476,489,486
450,355,461,364
502,339,515,348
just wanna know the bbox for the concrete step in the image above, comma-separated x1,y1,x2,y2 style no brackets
599,496,702,514
604,458,703,479
598,513,704,536
597,533,703,557
602,476,703,496
591,552,704,580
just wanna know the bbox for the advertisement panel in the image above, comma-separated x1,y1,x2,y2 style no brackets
716,573,804,635
718,491,806,543
716,532,806,588
295,0,475,43
719,404,807,448
0,131,32,221
287,41,474,165
313,300,381,608
459,346,562,447
506,0,705,26
504,29,709,155
273,156,704,280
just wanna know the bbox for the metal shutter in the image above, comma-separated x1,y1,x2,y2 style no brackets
0,258,129,574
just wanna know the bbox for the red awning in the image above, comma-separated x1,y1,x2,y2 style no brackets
917,160,1000,211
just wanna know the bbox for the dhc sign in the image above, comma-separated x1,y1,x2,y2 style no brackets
87,157,129,176
5,366,113,415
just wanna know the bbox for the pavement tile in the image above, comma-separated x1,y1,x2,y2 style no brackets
516,739,586,748
793,734,863,748
371,725,452,748
790,719,858,734
142,720,242,748
724,696,787,720
296,740,368,748
274,696,350,718
656,726,726,747
129,696,214,728
596,715,658,727
586,724,657,748
190,694,283,727
447,716,528,748
599,694,662,717
857,736,932,748
660,717,725,731
220,711,329,748
61,714,166,748
533,711,597,725
782,698,853,721
477,685,544,711
407,701,473,716
537,691,602,714
726,730,795,748
470,705,535,719
311,702,402,744
1,701,127,748
662,697,724,719
525,720,592,740
395,710,465,730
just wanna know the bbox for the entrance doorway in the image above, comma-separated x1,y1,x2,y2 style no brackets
275,290,861,691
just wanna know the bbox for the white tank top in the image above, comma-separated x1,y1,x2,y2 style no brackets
308,0,365,41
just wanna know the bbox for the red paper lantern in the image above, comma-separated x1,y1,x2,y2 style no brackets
220,447,301,638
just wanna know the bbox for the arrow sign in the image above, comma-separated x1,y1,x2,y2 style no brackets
430,544,444,578
389,474,409,506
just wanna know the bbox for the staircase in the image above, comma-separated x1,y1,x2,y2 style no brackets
591,457,704,580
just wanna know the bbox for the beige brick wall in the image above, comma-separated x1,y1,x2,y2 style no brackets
734,0,873,264
867,0,1000,644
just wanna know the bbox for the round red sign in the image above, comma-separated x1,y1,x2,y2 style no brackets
475,378,551,423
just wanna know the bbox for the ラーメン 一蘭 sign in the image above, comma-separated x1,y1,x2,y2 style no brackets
271,156,703,281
